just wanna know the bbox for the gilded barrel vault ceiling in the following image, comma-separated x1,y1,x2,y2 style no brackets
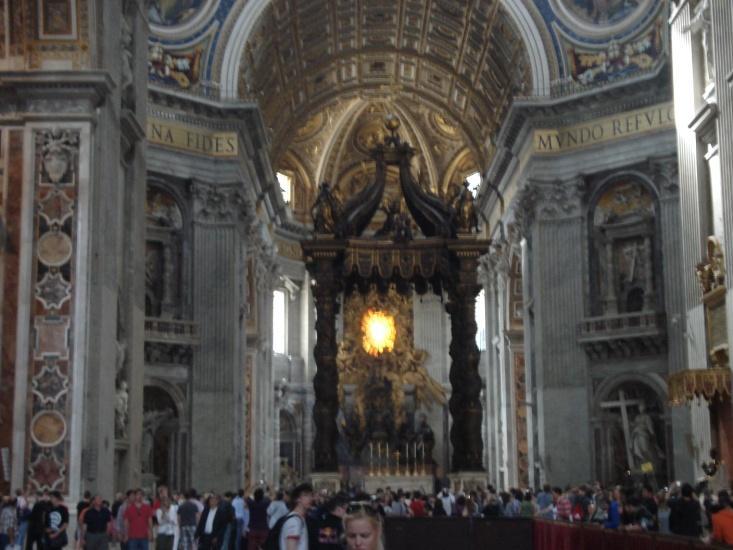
141,0,666,225
237,0,531,220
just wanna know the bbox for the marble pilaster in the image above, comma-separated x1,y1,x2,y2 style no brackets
190,182,250,490
527,178,591,486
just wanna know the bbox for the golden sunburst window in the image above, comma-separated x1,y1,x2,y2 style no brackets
361,309,396,356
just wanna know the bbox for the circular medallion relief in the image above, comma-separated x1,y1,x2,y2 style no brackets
354,121,390,155
430,112,460,140
551,0,654,38
31,410,67,447
147,0,219,37
294,112,326,142
37,231,72,267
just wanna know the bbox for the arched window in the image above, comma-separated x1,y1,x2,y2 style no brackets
272,289,287,355
466,171,481,197
276,171,293,205
475,288,486,351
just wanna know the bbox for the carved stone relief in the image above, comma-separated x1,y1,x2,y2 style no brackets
591,180,657,316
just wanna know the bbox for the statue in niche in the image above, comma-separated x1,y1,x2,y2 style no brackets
279,458,298,490
115,380,129,438
375,200,413,242
615,237,650,312
120,12,136,110
145,243,164,317
599,384,666,484
630,403,663,468
415,413,435,463
337,408,364,465
449,181,479,234
686,0,714,87
311,181,342,234
364,377,396,443
141,408,173,474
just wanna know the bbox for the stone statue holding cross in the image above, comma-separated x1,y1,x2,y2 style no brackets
631,403,663,467
601,389,663,472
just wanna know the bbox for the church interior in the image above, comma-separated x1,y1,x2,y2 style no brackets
2,0,733,530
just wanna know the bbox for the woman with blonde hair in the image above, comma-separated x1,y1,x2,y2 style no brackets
343,503,385,550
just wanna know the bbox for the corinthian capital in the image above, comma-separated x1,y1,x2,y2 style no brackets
191,181,254,226
533,177,584,221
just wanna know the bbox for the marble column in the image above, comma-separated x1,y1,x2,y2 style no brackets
446,252,484,472
709,1,733,351
310,257,341,472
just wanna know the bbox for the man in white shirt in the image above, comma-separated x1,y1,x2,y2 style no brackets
440,488,455,516
279,483,313,550
232,490,246,550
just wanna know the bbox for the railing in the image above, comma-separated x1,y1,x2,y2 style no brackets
578,311,666,339
516,63,664,102
534,519,728,550
382,518,729,550
384,517,533,550
144,317,199,345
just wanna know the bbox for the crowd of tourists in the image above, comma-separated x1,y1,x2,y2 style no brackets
2,478,733,550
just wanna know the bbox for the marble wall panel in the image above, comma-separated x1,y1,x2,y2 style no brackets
0,130,23,493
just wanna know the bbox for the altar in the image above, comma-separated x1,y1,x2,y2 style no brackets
364,474,434,494
302,114,489,483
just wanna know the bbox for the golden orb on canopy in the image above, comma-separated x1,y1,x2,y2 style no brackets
384,113,401,133
361,309,396,356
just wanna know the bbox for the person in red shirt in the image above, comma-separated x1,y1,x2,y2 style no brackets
713,491,733,545
409,492,426,518
123,490,153,550
555,488,573,522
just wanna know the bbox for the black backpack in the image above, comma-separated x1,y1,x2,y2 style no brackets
263,512,302,550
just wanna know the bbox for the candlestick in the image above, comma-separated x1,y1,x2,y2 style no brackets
386,443,389,474
377,442,382,475
369,442,374,476
421,443,426,476
413,442,417,476
395,451,401,476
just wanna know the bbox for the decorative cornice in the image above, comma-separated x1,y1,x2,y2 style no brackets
688,101,718,146
0,71,114,117
482,65,671,216
148,84,258,119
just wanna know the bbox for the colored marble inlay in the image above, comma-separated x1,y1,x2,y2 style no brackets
25,129,80,493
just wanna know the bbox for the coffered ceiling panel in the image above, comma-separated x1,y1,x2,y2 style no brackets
239,0,532,166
